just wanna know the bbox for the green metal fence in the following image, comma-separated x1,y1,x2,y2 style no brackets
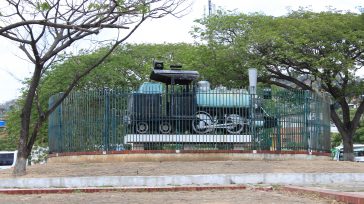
48,88,331,153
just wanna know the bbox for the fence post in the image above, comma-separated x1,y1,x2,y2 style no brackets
249,90,256,149
103,89,110,151
58,95,63,153
248,68,257,150
304,90,311,152
48,95,55,153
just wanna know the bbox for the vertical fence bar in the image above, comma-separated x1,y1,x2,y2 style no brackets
58,95,63,152
103,89,110,151
304,90,310,152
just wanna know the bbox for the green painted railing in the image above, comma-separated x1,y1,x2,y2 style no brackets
48,88,331,153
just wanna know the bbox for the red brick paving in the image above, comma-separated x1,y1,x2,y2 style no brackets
282,186,364,204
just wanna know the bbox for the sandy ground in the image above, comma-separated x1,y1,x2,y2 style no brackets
1,160,364,178
0,189,342,204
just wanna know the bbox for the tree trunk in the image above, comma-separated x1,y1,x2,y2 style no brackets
12,152,28,176
13,65,43,176
13,112,32,176
342,132,354,161
330,102,358,162
13,129,34,176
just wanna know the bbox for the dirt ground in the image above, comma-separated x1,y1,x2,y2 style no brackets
0,189,342,204
0,160,353,204
1,160,364,178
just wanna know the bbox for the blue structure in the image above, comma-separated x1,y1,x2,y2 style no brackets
0,120,5,128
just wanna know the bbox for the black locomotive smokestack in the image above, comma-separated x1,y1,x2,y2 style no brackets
153,60,164,70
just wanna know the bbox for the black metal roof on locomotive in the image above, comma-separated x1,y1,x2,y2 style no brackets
150,69,200,85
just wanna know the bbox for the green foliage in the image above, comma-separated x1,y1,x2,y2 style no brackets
87,2,109,11
354,119,364,143
256,11,364,97
2,98,49,150
116,0,125,5
41,43,203,91
192,12,273,87
0,128,17,150
136,4,150,14
0,105,20,150
87,0,127,12
36,2,51,11
330,132,341,148
193,10,364,91
259,128,273,150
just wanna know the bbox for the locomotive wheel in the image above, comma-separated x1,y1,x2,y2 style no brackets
136,122,149,134
159,121,172,134
225,114,246,134
192,111,214,134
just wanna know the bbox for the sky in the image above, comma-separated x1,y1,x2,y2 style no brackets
0,0,363,104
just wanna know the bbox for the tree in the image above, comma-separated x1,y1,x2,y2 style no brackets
0,0,188,175
193,10,364,160
2,43,202,155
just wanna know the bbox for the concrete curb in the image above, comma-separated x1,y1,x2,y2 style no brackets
48,152,330,163
282,186,364,204
1,173,364,188
0,185,248,195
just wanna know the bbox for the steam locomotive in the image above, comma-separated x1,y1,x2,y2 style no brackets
126,62,276,135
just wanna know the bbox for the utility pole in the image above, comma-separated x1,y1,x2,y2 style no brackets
208,0,212,16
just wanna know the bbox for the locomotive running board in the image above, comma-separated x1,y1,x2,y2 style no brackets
124,134,251,143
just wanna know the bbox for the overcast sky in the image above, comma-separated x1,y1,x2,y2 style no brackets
0,0,363,103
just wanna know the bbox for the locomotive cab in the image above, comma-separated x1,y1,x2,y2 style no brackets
149,64,200,133
127,62,200,134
